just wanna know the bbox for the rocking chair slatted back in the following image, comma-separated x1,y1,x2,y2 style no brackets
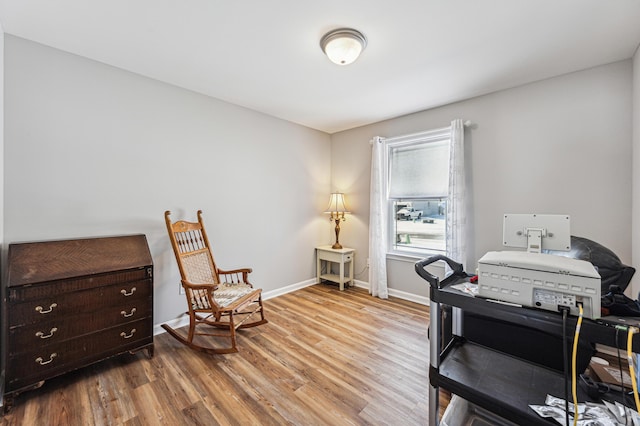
166,213,220,285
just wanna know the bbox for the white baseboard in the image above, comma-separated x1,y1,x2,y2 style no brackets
153,278,428,335
353,279,430,305
154,315,190,336
262,278,317,300
153,278,318,336
388,288,430,305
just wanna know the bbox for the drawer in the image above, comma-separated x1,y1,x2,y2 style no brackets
318,250,353,263
8,279,152,327
6,317,153,390
8,301,152,355
8,267,152,302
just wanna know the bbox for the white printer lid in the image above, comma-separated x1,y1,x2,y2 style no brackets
478,251,600,279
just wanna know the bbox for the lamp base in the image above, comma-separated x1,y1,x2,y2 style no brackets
332,218,343,250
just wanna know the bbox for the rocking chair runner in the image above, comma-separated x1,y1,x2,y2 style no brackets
162,210,267,354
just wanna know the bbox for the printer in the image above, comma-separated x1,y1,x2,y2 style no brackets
477,251,601,319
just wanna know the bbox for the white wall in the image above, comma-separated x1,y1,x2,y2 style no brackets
3,36,332,323
0,25,4,258
0,21,5,399
331,61,634,298
3,34,637,314
633,47,640,298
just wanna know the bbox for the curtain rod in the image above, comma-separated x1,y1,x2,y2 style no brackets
370,119,474,145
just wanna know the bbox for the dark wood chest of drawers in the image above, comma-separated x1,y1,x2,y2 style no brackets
2,234,153,409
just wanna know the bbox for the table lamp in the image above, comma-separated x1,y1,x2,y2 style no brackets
325,193,350,249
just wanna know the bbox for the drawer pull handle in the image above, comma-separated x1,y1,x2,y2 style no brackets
120,329,137,339
35,303,58,314
121,308,137,318
121,287,136,296
35,353,57,365
35,327,58,339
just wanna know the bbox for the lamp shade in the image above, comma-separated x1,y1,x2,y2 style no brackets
325,193,349,213
320,28,367,66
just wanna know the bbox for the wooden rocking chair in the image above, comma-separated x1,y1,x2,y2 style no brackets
162,210,267,354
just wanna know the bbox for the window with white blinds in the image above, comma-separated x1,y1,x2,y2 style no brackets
385,127,451,255
388,139,449,199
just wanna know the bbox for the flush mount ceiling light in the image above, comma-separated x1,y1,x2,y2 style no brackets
320,28,367,66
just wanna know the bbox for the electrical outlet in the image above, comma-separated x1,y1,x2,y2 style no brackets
179,285,185,295
367,258,370,267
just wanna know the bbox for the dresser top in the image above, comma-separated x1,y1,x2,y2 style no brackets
7,234,153,287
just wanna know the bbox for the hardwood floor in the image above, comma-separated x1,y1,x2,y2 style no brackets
1,285,432,425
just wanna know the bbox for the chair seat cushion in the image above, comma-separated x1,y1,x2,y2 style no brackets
190,282,256,310
214,283,256,307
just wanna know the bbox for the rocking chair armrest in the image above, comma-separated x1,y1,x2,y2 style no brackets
181,279,219,291
217,267,253,286
217,267,253,274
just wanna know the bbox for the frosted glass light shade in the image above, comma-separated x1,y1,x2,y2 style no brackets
320,28,367,66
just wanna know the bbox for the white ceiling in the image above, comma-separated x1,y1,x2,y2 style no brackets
1,1,640,134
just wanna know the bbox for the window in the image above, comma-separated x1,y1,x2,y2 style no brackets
385,128,451,256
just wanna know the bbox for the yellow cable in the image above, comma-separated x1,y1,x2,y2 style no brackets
571,304,583,426
627,326,640,412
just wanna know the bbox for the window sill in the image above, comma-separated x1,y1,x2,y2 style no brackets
386,250,446,266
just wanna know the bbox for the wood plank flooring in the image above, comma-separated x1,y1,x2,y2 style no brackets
1,285,433,425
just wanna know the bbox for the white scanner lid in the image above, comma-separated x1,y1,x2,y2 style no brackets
478,251,600,279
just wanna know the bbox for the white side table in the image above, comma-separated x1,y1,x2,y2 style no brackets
316,245,355,291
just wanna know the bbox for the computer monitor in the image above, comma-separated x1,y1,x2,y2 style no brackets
502,214,571,253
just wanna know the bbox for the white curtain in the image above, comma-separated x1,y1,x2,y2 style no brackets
446,119,467,269
369,136,388,299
